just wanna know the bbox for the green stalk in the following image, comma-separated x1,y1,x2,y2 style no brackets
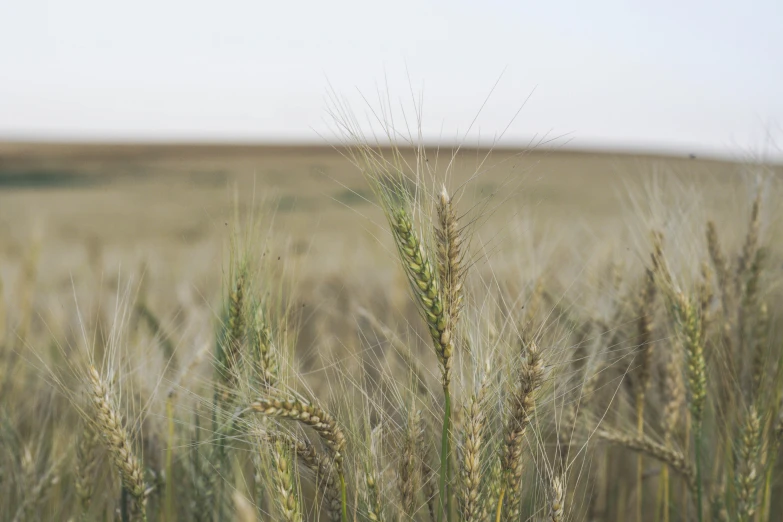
165,397,175,521
636,396,646,522
761,457,774,521
438,388,452,522
495,487,506,522
339,471,349,522
661,464,670,522
694,421,703,522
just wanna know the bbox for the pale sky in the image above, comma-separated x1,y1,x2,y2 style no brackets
1,0,781,158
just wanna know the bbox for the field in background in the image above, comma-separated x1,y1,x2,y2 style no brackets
0,143,756,285
1,143,782,521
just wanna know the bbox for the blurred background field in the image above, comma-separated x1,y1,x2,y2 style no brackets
1,142,778,397
0,143,764,288
1,143,768,360
1,139,783,522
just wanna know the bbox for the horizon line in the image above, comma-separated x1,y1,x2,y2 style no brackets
1,137,780,165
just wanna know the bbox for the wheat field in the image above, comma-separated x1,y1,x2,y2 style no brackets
0,138,781,522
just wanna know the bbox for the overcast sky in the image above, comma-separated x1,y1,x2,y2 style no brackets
1,0,781,158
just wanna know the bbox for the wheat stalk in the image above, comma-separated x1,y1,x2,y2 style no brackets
135,301,177,371
388,204,455,521
669,291,707,521
661,341,685,522
634,254,658,522
75,422,101,519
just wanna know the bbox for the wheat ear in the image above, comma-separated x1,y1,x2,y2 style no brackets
250,397,348,522
11,457,62,522
219,265,247,390
497,340,545,521
670,291,706,521
435,186,464,332
364,425,385,522
390,206,453,386
548,475,565,522
283,436,343,522
596,430,696,493
458,369,488,522
75,422,101,518
273,439,301,522
735,406,762,522
252,307,278,389
736,193,761,285
87,365,147,521
398,409,421,518
706,221,731,309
